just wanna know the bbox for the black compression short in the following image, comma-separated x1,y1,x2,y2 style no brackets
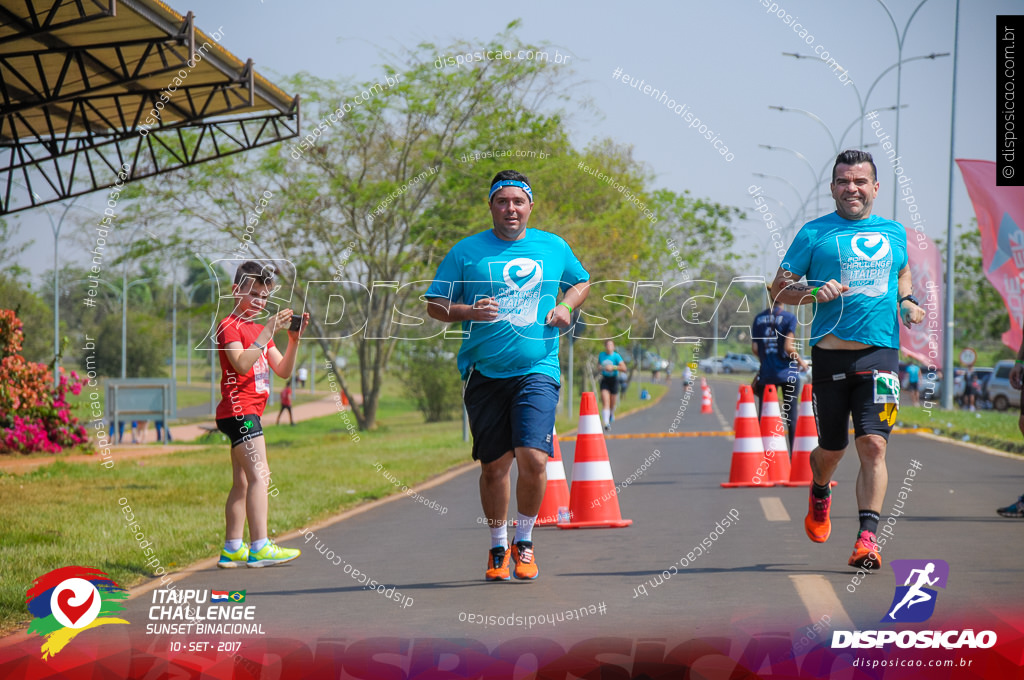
811,346,899,451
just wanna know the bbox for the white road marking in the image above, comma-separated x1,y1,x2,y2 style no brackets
759,496,790,522
789,574,855,631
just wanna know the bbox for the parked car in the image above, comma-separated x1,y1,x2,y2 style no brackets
721,353,760,374
698,356,724,374
984,360,1021,412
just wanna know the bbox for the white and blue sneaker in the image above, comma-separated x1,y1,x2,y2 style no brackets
217,543,249,568
247,540,301,568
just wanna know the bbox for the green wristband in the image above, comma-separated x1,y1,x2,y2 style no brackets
811,286,821,297
558,301,573,313
1015,359,1024,365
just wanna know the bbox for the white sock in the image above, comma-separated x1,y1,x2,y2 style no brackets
602,408,610,425
251,537,269,552
514,513,537,544
224,539,243,552
490,522,508,549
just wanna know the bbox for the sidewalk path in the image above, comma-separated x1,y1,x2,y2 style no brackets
0,394,348,475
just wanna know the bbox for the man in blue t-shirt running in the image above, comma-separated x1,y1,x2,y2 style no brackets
425,170,590,582
751,297,809,451
598,339,628,430
771,150,925,572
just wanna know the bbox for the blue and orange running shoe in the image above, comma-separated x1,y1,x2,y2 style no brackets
804,491,832,543
486,546,511,581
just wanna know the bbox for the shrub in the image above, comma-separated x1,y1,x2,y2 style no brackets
0,309,90,454
400,345,463,423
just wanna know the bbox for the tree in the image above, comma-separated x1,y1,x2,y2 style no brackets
937,222,1011,352
93,312,169,378
0,275,53,363
116,25,579,431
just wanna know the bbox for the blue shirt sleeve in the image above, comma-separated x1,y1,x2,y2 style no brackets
425,245,462,302
559,238,590,292
782,225,814,278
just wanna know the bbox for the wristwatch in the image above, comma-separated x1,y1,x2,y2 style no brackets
898,294,919,306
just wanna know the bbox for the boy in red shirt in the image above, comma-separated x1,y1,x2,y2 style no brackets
277,384,294,426
216,261,308,568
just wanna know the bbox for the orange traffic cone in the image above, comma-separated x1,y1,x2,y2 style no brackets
558,392,633,529
759,384,792,484
721,385,774,487
701,377,713,414
784,383,817,487
537,426,571,526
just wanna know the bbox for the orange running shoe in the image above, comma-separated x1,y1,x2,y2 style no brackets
511,541,539,580
485,546,511,581
804,491,832,543
848,530,882,570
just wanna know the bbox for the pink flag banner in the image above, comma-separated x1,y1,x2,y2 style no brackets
956,159,1024,352
900,228,943,369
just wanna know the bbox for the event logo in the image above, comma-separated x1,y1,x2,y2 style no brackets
490,258,543,326
884,559,949,623
838,232,893,297
26,566,129,659
851,233,891,261
832,558,995,650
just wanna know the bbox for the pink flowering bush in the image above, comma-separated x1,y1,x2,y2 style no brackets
0,309,90,454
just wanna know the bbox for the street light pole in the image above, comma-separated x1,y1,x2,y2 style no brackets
169,276,201,386
872,0,936,220
14,188,84,385
119,277,151,379
120,224,149,379
941,0,961,410
783,50,948,148
190,253,220,416
171,277,177,383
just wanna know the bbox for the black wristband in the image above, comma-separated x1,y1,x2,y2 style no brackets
899,294,919,306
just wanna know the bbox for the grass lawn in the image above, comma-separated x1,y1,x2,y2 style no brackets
896,406,1024,454
0,382,668,635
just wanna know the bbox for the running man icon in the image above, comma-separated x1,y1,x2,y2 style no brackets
883,559,949,623
887,563,939,620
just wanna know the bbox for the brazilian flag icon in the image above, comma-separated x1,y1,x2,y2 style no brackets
229,591,246,603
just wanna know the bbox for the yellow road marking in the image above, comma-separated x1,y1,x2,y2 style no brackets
557,426,932,442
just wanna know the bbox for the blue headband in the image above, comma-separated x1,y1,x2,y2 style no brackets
489,180,533,201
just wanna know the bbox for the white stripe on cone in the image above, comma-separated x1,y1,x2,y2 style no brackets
571,460,614,482
734,438,766,453
546,461,566,480
794,436,817,450
737,403,758,419
799,401,814,416
578,414,603,434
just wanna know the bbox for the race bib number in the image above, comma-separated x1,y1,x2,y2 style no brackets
873,370,900,405
254,354,270,394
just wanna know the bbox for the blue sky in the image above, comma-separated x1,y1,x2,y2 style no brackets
12,0,1016,281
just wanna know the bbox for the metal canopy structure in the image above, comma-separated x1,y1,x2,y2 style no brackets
0,0,300,215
